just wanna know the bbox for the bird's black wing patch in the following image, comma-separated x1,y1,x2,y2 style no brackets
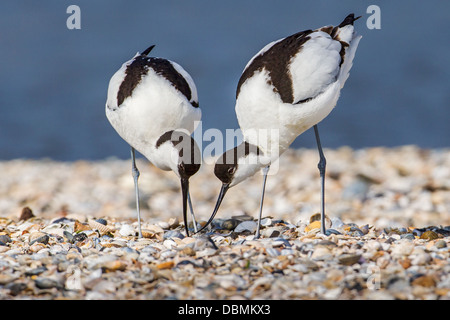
236,30,313,104
117,55,150,107
117,55,198,108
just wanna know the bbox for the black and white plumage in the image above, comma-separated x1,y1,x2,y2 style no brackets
198,13,362,238
106,45,202,237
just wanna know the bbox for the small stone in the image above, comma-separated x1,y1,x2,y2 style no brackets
265,247,280,257
435,288,450,297
386,277,410,299
29,232,49,245
160,250,177,259
338,253,361,266
30,243,46,253
181,246,196,256
296,258,319,272
400,233,415,240
137,229,154,239
391,240,415,257
398,257,411,269
330,217,344,229
111,240,127,247
262,227,280,238
260,218,273,226
63,231,74,243
235,221,257,233
158,221,170,229
323,287,342,299
435,240,447,249
365,240,381,251
0,234,12,245
19,207,34,221
35,278,62,290
221,219,239,230
411,275,436,288
344,226,366,237
309,213,321,223
420,230,439,240
0,274,16,285
74,220,90,232
280,248,295,256
196,248,217,258
65,269,83,291
95,218,108,225
156,261,174,270
311,246,332,261
410,250,431,265
325,228,341,235
6,282,27,296
147,224,164,234
66,249,83,260
305,221,321,233
25,266,48,276
163,239,177,249
168,217,179,229
163,230,184,240
101,260,127,272
317,240,338,247
412,228,423,237
119,224,135,237
193,236,217,251
359,224,370,235
72,232,88,243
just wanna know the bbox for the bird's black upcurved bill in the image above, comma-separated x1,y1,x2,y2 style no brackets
181,178,190,236
196,183,230,234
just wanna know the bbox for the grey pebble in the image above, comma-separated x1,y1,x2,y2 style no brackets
262,227,280,238
163,230,185,239
73,232,88,243
29,235,49,246
95,218,108,225
0,234,12,245
6,282,28,296
25,266,48,277
338,253,362,266
35,277,62,290
400,233,415,240
265,247,280,257
435,240,447,249
193,236,217,251
235,221,257,233
325,228,341,235
221,219,239,230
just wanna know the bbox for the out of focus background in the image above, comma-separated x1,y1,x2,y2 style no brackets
1,1,449,161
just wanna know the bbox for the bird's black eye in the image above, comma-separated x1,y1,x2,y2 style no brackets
178,162,200,179
214,163,237,184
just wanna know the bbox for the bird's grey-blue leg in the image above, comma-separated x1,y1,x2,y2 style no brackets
187,192,198,233
313,125,327,235
255,165,270,239
131,147,143,238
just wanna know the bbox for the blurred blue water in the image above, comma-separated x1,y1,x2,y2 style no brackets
0,1,449,160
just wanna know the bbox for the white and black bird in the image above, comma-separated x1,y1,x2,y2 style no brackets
106,45,202,237
198,13,362,238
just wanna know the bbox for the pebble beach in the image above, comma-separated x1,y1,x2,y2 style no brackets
0,145,449,300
